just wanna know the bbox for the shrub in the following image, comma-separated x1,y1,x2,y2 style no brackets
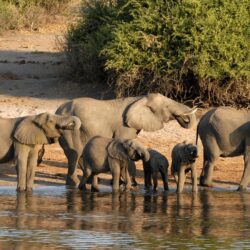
65,0,250,107
0,0,72,31
64,0,119,82
0,1,20,31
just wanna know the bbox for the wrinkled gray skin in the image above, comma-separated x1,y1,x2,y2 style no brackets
56,93,197,187
143,149,169,191
0,113,81,191
171,142,198,193
79,136,150,192
197,107,250,191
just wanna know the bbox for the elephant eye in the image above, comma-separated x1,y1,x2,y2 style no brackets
48,119,55,124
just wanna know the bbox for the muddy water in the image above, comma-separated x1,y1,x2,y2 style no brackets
0,186,250,249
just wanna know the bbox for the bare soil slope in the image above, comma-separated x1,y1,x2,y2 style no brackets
0,30,244,190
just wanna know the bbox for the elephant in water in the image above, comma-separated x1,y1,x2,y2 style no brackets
171,142,198,193
143,149,169,191
0,113,81,191
79,136,150,192
56,93,197,187
197,107,250,191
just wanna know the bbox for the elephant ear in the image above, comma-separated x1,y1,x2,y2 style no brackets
125,94,164,131
107,139,129,161
14,117,50,145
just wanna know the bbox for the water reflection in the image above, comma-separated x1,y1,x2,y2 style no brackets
0,187,250,249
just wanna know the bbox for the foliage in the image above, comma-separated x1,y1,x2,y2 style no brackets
0,0,71,31
66,0,250,106
64,0,120,82
0,1,19,31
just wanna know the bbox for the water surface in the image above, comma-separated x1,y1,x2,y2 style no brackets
0,186,250,249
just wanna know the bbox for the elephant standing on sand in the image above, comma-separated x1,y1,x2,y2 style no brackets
0,113,81,191
171,142,198,193
79,136,150,192
197,107,250,191
143,149,169,191
56,93,197,187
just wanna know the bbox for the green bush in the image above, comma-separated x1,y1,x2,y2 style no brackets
0,1,20,31
0,0,72,31
66,0,250,106
64,0,120,82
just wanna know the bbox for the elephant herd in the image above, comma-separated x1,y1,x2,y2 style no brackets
0,93,249,192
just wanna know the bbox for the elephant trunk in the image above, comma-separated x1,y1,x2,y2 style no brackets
55,115,81,130
173,105,197,129
140,148,150,162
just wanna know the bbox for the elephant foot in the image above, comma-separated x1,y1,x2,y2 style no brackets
237,185,248,192
112,188,120,193
78,183,87,191
91,186,99,192
144,186,151,191
200,183,213,188
164,183,169,191
16,186,26,192
199,177,213,188
131,178,138,187
26,187,33,192
66,175,80,188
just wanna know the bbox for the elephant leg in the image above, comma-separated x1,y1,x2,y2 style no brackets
124,167,132,191
152,171,158,192
200,159,216,187
26,146,40,191
15,143,29,191
177,166,186,193
131,177,138,187
173,172,178,185
200,138,220,187
79,166,92,191
191,163,198,192
159,167,169,191
59,131,84,188
238,143,250,191
128,161,137,187
144,168,151,189
91,175,99,192
37,144,45,166
119,166,132,192
111,166,121,193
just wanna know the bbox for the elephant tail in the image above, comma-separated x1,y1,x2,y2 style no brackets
195,121,200,146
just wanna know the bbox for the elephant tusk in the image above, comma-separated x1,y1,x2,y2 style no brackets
180,107,197,116
67,122,75,127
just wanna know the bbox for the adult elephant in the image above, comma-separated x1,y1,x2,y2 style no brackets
56,93,197,187
0,112,81,191
197,107,250,191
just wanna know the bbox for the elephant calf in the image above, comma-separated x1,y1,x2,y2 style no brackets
143,149,169,191
171,142,198,193
79,136,150,192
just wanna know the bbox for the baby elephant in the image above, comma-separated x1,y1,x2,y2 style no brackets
79,136,150,192
143,149,169,191
171,142,198,193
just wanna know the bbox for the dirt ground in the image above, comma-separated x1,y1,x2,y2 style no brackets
0,27,244,191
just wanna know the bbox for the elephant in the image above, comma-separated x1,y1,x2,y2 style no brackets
143,149,169,191
171,141,198,193
79,136,150,192
197,107,250,191
0,112,81,191
55,93,197,187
